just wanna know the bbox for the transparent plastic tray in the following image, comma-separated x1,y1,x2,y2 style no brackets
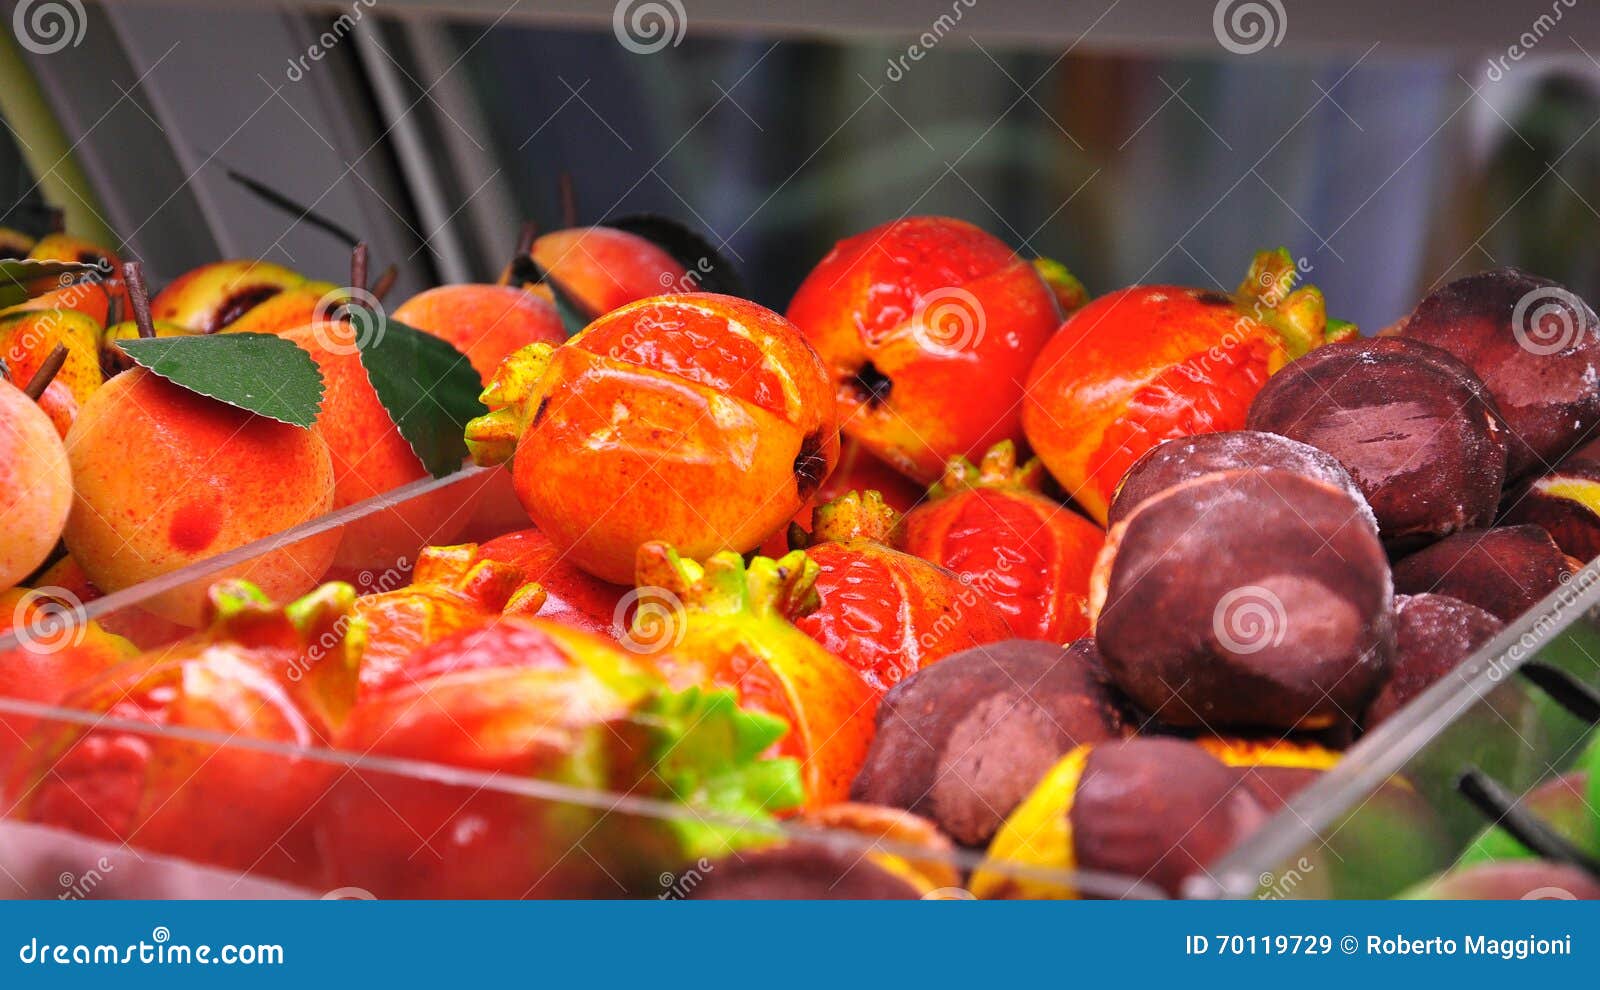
1193,565,1600,899
12,468,1595,899
0,470,1161,900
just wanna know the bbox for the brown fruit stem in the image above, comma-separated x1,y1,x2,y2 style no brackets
369,264,398,303
122,261,156,338
350,242,369,298
22,342,67,399
558,172,576,228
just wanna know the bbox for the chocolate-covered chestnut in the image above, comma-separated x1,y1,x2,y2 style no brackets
1390,525,1579,623
1364,593,1504,726
1401,268,1600,478
1107,429,1372,531
972,738,1268,899
1502,435,1600,563
851,639,1126,847
1091,468,1393,730
1245,337,1508,546
686,844,922,899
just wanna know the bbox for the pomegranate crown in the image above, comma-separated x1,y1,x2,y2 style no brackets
1236,248,1357,359
463,341,556,465
202,579,364,731
929,439,1046,500
405,543,547,617
633,542,820,622
630,686,806,859
789,489,903,549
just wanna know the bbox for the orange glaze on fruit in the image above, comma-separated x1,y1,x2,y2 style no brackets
793,547,910,691
1081,336,1272,511
477,527,625,638
530,227,688,316
577,301,788,416
392,284,566,385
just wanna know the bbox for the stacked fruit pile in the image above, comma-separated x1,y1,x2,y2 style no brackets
2,210,1598,899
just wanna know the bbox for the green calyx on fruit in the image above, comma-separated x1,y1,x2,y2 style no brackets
203,579,364,731
1236,248,1356,360
464,341,555,465
634,542,820,622
928,439,1046,501
1033,257,1089,315
790,489,903,550
624,686,804,859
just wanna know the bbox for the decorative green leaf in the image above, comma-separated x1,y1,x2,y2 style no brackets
0,259,109,309
353,309,487,478
118,332,325,427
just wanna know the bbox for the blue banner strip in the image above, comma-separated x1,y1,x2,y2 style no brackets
0,900,1592,986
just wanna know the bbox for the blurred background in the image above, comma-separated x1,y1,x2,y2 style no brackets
2,0,1599,332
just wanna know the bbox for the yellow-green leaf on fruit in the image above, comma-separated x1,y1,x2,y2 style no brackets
117,332,325,427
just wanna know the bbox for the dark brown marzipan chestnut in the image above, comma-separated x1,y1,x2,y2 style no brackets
1071,739,1267,897
1502,435,1600,564
686,844,922,899
1245,336,1508,548
1107,429,1373,531
850,638,1126,848
1364,593,1504,727
1401,268,1600,479
1091,468,1393,731
972,738,1269,899
1390,525,1579,624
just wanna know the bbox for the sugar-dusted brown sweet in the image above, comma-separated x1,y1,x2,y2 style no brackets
1401,269,1600,479
1365,593,1504,726
1091,467,1393,730
851,638,1125,847
1246,336,1508,548
1390,525,1579,623
1107,429,1370,530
